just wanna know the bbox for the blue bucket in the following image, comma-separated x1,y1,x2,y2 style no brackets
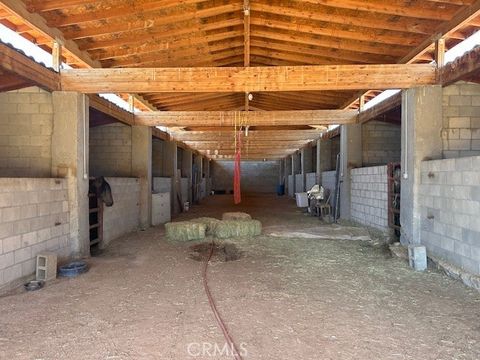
277,184,285,196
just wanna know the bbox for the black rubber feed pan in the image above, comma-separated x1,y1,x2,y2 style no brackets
24,280,45,291
58,261,89,278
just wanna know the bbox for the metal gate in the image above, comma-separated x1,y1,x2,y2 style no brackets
387,162,401,234
88,178,103,247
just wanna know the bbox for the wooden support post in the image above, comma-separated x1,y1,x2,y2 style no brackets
128,94,135,113
435,38,446,68
359,94,365,112
52,40,62,72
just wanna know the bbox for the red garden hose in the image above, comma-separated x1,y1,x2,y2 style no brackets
202,241,243,360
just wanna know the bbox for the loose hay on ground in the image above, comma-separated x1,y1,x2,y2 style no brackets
222,212,252,220
165,221,206,242
214,219,262,239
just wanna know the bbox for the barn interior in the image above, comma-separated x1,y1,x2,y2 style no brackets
0,0,480,358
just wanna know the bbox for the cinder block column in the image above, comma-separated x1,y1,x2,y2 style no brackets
278,159,285,186
182,149,193,203
132,125,152,230
204,158,211,195
400,86,443,245
301,146,313,191
284,156,292,196
292,151,301,195
339,124,362,219
51,91,90,258
194,154,204,200
164,140,178,214
316,138,332,184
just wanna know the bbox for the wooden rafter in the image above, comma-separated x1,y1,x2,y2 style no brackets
0,42,59,91
440,45,480,85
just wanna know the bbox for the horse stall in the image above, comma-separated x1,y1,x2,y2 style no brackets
89,112,141,249
152,138,172,224
0,87,74,290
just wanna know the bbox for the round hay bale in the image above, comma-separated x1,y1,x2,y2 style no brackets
214,219,262,239
222,212,252,221
165,221,206,242
190,217,221,235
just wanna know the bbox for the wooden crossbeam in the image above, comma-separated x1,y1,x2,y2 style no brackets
135,110,357,127
183,142,311,150
60,64,436,93
170,130,323,141
209,155,285,160
0,42,59,91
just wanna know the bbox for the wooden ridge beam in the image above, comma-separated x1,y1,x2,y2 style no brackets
0,42,59,91
60,64,437,93
135,110,357,127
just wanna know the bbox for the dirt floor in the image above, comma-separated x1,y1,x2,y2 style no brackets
1,194,479,360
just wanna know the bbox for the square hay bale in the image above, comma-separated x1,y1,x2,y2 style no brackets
222,212,252,221
165,221,206,242
190,217,221,235
214,219,262,239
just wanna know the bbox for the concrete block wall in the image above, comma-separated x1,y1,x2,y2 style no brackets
89,123,132,177
153,177,172,193
287,175,294,197
305,172,316,191
211,160,279,193
0,86,53,177
419,156,480,275
152,192,171,226
330,136,340,168
350,166,389,231
0,178,70,289
152,139,164,177
442,82,480,159
362,121,401,166
102,177,140,246
180,178,189,203
321,170,336,204
295,174,304,193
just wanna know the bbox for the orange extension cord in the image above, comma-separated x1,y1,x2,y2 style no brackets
202,241,243,360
